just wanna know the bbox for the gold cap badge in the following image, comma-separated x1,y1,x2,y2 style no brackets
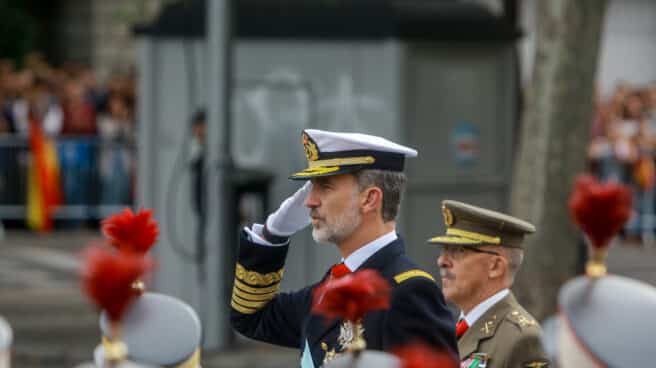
303,133,319,161
442,205,454,227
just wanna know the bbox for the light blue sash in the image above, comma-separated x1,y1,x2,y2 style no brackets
300,339,315,368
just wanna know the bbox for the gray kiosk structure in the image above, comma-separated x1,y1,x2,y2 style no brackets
135,0,520,349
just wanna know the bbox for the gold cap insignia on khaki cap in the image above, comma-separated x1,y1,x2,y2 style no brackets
428,200,536,248
442,206,454,227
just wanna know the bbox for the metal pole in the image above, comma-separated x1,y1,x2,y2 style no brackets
205,0,233,349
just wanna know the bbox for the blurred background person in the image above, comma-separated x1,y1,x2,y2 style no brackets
98,93,134,205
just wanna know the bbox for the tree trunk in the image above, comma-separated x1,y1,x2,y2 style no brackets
510,0,607,321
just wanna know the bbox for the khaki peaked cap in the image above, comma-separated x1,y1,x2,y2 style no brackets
428,200,535,248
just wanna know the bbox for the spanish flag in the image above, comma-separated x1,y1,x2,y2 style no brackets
26,119,62,232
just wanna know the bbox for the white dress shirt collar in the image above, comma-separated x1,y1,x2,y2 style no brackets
460,289,510,327
343,231,398,271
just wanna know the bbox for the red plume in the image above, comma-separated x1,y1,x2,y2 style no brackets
102,208,159,254
568,174,632,248
312,269,391,322
394,344,458,368
80,245,153,322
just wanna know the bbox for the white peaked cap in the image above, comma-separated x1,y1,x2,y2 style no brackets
305,129,418,157
291,129,418,179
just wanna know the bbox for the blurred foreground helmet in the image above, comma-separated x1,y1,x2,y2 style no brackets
96,292,202,368
323,350,400,368
554,175,653,367
322,344,458,368
79,208,187,368
557,275,656,367
0,316,12,368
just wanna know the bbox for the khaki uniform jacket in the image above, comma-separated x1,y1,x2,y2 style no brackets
458,292,549,368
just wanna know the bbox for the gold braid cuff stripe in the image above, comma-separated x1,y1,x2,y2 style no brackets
232,294,271,309
232,286,277,302
231,299,258,314
307,156,375,168
235,263,284,286
234,279,281,294
446,228,501,244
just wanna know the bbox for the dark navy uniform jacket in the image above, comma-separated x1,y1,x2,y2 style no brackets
230,230,458,367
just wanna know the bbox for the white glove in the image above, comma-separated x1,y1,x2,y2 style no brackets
265,182,312,237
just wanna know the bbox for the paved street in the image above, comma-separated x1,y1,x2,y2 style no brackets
0,230,655,367
0,230,297,368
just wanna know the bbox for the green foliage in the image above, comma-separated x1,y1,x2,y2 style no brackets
113,0,180,25
0,1,38,66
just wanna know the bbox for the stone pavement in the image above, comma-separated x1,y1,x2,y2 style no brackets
0,231,100,367
0,230,655,367
0,230,297,368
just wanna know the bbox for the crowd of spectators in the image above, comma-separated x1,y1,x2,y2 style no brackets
588,81,656,245
3,52,654,236
0,53,136,209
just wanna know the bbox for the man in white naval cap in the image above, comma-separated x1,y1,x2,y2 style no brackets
230,129,457,367
0,316,11,368
91,292,202,368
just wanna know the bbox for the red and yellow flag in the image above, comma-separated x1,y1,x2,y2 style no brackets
26,120,62,232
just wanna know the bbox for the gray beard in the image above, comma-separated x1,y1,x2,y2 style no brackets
311,209,361,245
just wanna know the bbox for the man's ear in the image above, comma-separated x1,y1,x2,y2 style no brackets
361,186,383,215
488,254,507,280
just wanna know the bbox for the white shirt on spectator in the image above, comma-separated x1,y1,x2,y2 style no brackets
12,99,62,136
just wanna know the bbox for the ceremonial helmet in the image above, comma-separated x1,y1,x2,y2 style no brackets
554,175,656,367
95,292,202,368
0,316,12,368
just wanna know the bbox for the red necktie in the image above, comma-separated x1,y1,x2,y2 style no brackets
330,263,351,278
456,319,469,339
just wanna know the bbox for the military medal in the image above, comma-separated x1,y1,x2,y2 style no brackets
338,320,365,351
321,342,338,365
461,353,489,368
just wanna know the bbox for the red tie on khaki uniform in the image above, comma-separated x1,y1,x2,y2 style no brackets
455,319,469,339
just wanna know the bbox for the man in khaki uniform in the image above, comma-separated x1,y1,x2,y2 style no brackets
429,200,549,368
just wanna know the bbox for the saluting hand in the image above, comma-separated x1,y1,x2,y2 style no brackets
265,182,312,237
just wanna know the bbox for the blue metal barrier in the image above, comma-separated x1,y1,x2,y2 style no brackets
0,135,135,220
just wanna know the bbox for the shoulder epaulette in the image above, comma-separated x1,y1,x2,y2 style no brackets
394,269,435,284
506,310,539,329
